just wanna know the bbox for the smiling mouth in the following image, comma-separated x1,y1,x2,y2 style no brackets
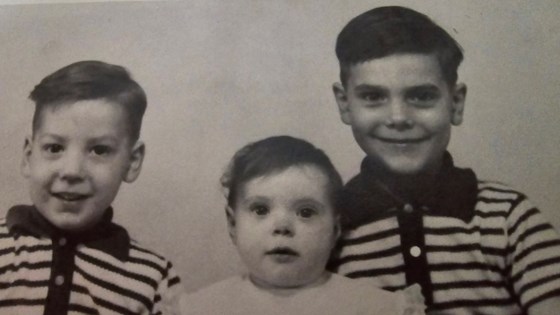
375,136,428,144
52,192,89,202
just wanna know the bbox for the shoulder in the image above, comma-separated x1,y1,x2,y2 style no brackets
186,276,241,297
0,217,10,235
180,276,242,314
477,180,527,200
126,238,180,280
128,238,170,264
0,217,16,253
475,180,530,215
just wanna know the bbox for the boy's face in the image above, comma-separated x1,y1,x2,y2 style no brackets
227,165,339,290
21,99,144,232
333,53,466,175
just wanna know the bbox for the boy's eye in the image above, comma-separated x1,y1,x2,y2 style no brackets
298,207,318,219
407,90,439,106
250,205,269,216
91,145,112,156
360,92,387,104
43,143,64,154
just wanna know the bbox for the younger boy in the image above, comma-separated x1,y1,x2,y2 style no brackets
0,61,182,314
330,6,560,315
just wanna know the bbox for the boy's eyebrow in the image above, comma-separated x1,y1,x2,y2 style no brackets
37,133,65,141
353,84,388,93
87,135,119,143
404,84,441,92
353,83,441,93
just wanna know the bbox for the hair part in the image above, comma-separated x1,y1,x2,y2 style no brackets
221,136,343,212
336,6,463,87
29,60,147,141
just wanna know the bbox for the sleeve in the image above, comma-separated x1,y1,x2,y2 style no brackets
152,261,185,315
506,194,560,311
394,284,426,315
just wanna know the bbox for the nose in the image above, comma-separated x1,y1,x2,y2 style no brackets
272,211,294,237
59,151,86,183
385,99,413,130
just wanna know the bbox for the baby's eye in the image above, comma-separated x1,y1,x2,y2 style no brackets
250,205,269,216
43,143,64,154
298,207,318,219
91,145,112,156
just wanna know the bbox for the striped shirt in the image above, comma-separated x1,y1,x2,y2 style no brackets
330,154,560,314
0,205,183,315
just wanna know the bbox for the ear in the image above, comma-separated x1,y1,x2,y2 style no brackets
332,82,352,125
331,215,341,248
226,206,236,243
450,83,467,126
21,136,33,178
123,140,145,183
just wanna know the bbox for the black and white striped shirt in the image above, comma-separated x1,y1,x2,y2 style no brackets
0,205,183,315
331,155,560,314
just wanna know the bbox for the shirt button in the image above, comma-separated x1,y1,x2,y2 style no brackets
58,238,67,246
403,204,414,213
55,275,65,286
410,246,422,257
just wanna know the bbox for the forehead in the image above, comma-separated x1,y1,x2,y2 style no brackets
35,99,129,138
347,53,447,89
241,165,331,198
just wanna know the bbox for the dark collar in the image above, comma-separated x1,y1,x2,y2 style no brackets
6,205,130,261
340,152,478,229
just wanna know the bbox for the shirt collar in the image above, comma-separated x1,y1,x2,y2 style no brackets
340,152,478,228
6,205,130,261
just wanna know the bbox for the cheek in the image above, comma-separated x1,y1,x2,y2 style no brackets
304,225,337,252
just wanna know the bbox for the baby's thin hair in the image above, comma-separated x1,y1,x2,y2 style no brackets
221,136,343,210
29,60,147,140
336,6,463,87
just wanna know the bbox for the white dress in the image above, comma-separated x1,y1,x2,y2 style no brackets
180,272,425,315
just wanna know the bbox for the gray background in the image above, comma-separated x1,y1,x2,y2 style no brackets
1,0,558,292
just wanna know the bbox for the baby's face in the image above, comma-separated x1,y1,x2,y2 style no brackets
334,53,466,175
21,99,143,231
229,165,339,290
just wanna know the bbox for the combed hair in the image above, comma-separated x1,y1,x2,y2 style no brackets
29,60,147,140
221,135,343,211
336,6,463,87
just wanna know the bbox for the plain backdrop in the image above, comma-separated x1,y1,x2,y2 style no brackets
1,0,559,292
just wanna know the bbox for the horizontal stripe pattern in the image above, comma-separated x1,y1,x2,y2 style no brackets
334,181,560,314
0,219,182,314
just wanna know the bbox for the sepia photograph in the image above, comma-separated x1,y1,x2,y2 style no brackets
0,0,559,314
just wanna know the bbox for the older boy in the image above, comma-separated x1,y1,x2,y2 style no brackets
330,6,560,315
0,61,182,314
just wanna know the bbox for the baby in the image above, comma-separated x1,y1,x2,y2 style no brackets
181,135,424,314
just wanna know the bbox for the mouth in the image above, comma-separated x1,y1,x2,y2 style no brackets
51,192,89,202
374,136,429,145
266,247,299,262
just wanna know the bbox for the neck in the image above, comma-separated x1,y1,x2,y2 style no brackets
248,271,331,296
364,159,446,202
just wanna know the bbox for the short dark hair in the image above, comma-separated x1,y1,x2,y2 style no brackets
29,60,147,141
336,6,463,87
221,136,343,211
